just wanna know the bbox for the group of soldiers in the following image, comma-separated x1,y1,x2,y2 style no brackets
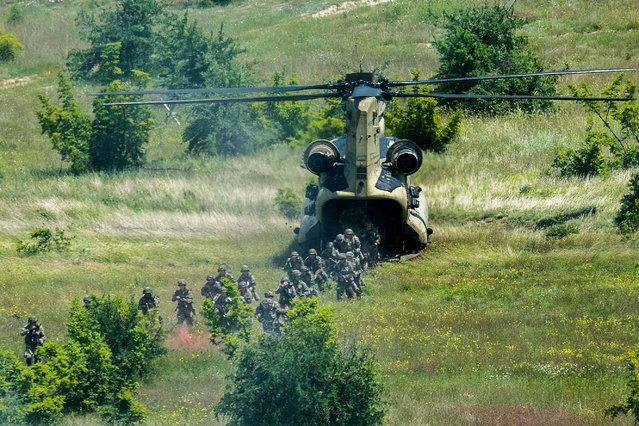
20,226,382,363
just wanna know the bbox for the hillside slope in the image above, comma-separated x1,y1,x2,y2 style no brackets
1,0,638,424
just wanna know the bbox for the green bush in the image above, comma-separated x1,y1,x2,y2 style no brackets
544,223,579,239
615,173,639,235
216,298,386,425
16,227,72,256
7,6,25,25
604,347,639,422
0,32,24,62
386,71,463,152
555,74,639,177
432,5,557,114
275,187,302,219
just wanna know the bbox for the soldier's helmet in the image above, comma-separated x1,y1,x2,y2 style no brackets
335,234,344,241
291,251,299,257
300,265,309,272
346,251,354,258
143,287,152,294
28,316,37,323
265,291,274,298
83,295,91,303
325,242,334,248
240,265,250,272
308,248,317,255
207,274,214,280
280,277,290,284
292,269,301,277
338,253,347,260
218,265,227,272
344,228,354,236
177,279,187,286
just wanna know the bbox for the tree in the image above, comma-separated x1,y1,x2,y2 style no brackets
605,346,639,423
68,0,163,82
386,71,463,153
90,64,155,171
0,32,24,62
216,298,385,425
258,71,311,143
36,73,92,174
552,74,638,177
615,173,639,235
433,4,557,114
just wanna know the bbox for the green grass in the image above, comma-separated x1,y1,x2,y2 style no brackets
2,0,639,424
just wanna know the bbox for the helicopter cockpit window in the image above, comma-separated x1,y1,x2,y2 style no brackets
379,136,397,160
332,137,346,159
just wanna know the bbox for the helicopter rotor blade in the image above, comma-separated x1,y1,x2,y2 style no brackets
391,92,635,102
388,67,636,88
93,83,337,97
103,92,341,106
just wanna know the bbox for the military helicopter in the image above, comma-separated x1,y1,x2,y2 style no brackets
99,67,634,256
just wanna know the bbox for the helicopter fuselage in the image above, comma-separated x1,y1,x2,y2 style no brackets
298,86,429,255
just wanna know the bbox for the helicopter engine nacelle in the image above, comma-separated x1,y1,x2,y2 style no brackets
387,139,423,176
303,140,340,175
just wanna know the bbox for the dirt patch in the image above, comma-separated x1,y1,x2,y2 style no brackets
463,405,599,426
0,75,37,90
311,0,393,18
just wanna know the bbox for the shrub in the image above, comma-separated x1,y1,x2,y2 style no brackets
604,347,639,422
7,6,25,25
275,187,302,219
216,298,386,425
386,71,463,152
555,74,639,176
16,227,72,255
544,223,579,239
0,32,24,63
615,172,639,235
432,4,557,114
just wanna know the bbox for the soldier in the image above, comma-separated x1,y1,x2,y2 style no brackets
237,265,260,303
82,294,92,308
290,269,313,297
362,221,381,267
305,248,329,291
334,234,347,254
343,228,362,258
201,274,224,300
346,251,364,298
21,316,45,366
255,291,285,334
275,277,296,308
214,265,236,285
283,251,305,280
138,287,159,315
335,254,356,301
299,265,315,287
320,242,339,277
172,279,196,326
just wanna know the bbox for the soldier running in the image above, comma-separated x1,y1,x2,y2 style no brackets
304,248,329,291
255,291,285,334
335,254,356,301
237,265,260,303
138,287,159,315
275,277,296,308
172,279,196,326
21,316,45,366
283,251,305,280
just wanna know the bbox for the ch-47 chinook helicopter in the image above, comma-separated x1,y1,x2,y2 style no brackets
100,67,635,257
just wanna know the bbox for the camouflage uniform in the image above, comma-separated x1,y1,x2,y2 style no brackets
275,277,296,308
334,234,347,254
290,270,313,297
320,243,339,278
138,287,160,315
255,291,284,334
342,228,362,258
362,222,381,267
172,280,196,326
21,317,45,366
213,265,236,286
335,255,356,301
283,251,305,280
201,274,224,300
237,265,260,304
305,249,329,291
346,251,364,297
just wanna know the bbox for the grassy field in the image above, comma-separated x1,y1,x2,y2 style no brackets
1,0,639,424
